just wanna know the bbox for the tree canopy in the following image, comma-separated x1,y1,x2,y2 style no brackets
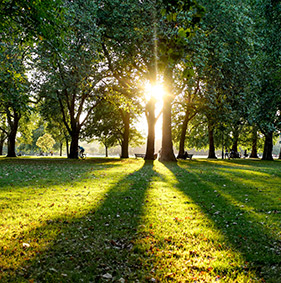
1,0,280,160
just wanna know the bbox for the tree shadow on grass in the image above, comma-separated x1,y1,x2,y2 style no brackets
0,157,123,191
3,160,155,282
0,158,122,217
182,159,281,209
163,161,281,282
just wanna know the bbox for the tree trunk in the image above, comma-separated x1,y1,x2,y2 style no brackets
66,138,69,157
59,142,63,156
0,131,5,155
121,111,130,158
207,120,217,159
250,128,258,158
159,67,176,162
68,130,80,159
145,98,157,160
177,108,191,159
231,125,239,153
6,112,20,158
7,129,17,157
279,147,281,159
105,146,108,157
262,131,273,161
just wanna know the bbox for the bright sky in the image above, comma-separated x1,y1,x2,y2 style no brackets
138,111,163,140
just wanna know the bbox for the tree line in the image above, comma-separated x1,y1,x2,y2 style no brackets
0,0,280,160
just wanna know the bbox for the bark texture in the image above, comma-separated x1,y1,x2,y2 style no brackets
207,120,216,159
250,128,258,158
120,111,130,158
145,98,157,160
262,131,273,160
6,109,20,157
159,68,176,162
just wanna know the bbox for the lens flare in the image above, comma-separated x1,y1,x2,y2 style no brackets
145,82,165,101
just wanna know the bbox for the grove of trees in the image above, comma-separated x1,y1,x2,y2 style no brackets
1,0,280,160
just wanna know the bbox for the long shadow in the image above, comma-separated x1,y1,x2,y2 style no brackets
0,157,123,190
0,158,124,219
163,161,281,282
181,159,281,206
3,160,156,282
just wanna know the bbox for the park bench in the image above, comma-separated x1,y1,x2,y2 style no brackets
135,153,145,158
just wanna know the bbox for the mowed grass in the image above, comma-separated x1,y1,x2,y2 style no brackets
0,157,280,282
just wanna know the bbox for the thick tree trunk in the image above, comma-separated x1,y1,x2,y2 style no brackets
6,112,20,157
262,131,273,161
207,121,217,159
5,108,20,157
159,68,176,162
279,147,281,160
121,111,129,158
177,109,191,159
7,129,17,157
0,131,5,155
145,98,157,160
68,130,80,159
250,128,258,158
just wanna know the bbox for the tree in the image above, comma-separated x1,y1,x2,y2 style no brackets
34,0,104,159
98,1,148,158
0,0,65,158
179,0,256,159
247,0,281,160
0,36,31,157
0,115,7,155
172,70,200,159
36,133,55,154
157,1,205,162
83,100,144,157
97,0,204,161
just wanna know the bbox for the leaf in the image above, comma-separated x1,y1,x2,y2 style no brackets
102,273,112,279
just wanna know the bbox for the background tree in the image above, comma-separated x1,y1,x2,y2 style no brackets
0,36,31,157
83,100,144,157
246,0,281,160
0,114,7,155
36,133,55,155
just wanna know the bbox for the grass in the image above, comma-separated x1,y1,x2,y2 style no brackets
0,157,280,282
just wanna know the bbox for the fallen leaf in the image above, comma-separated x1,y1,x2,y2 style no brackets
102,273,112,279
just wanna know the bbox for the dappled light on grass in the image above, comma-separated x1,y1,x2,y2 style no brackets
134,162,259,282
175,160,281,281
0,158,280,282
0,158,141,281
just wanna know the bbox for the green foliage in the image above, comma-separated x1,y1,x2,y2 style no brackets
36,133,55,153
246,0,281,135
84,101,144,150
1,0,280,160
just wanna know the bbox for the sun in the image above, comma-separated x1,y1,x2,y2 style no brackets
144,82,165,102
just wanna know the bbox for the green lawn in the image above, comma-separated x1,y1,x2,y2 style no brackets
0,157,280,282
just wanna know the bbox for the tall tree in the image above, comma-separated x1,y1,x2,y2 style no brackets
247,0,281,160
0,37,31,157
83,100,144,157
34,0,104,159
0,115,7,155
98,0,204,161
157,1,205,161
